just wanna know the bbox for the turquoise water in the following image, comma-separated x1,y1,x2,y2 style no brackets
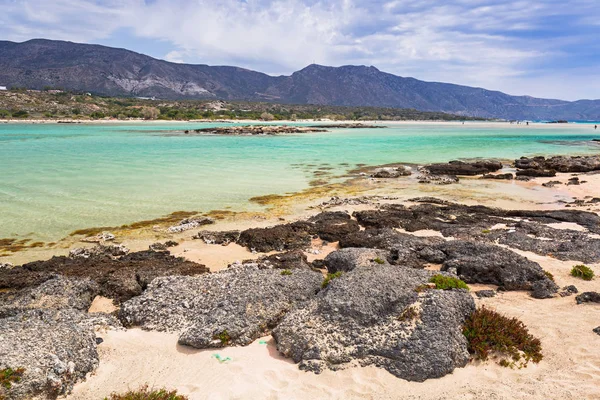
1,122,599,242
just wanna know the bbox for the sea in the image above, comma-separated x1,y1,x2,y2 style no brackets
1,121,599,242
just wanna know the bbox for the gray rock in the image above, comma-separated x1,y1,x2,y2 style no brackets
576,292,600,304
149,241,178,252
0,262,13,270
273,264,475,382
194,230,240,245
69,243,130,259
371,166,411,178
0,276,99,318
0,310,106,400
237,222,313,252
437,241,558,298
119,263,322,348
559,285,579,297
594,326,600,336
324,248,390,273
167,217,214,233
475,290,496,298
256,250,313,270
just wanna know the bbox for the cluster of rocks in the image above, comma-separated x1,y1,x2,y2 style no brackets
186,125,327,135
167,216,214,233
413,160,504,185
309,124,386,129
371,166,412,178
515,155,600,177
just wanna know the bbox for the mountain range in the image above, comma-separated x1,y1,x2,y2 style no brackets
1,39,599,120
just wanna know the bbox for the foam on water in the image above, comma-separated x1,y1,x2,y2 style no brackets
1,121,599,241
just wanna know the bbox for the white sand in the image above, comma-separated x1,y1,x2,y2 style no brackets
67,248,600,400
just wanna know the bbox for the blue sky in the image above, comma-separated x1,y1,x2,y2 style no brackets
1,0,599,100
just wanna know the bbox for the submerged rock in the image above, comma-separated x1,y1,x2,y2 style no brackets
272,264,475,382
119,263,322,348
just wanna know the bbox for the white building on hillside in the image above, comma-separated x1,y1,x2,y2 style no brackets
0,86,7,91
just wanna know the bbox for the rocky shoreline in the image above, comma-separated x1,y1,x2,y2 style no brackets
182,125,327,135
1,154,600,399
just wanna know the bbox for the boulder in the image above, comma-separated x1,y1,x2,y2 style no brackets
307,212,360,242
167,217,214,233
256,250,313,270
426,160,502,176
238,222,313,252
69,243,129,259
194,230,240,245
324,248,390,273
436,241,558,298
515,169,557,177
481,173,513,180
371,166,411,178
475,290,496,298
272,264,475,382
576,292,600,304
119,263,322,348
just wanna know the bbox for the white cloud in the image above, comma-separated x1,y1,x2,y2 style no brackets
0,0,599,100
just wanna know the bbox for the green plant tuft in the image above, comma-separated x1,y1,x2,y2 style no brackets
105,384,188,400
570,265,594,281
543,270,555,282
0,367,25,390
481,229,491,234
280,269,292,276
373,257,385,264
463,306,543,368
398,305,420,322
214,330,231,346
322,271,343,288
429,275,469,290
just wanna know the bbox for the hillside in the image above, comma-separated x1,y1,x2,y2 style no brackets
1,39,599,120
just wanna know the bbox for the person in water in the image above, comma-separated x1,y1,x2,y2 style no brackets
595,125,597,129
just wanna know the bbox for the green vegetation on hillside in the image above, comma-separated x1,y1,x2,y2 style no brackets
0,89,486,122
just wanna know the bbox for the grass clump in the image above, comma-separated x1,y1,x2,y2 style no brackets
1,367,25,390
543,270,555,282
322,271,343,288
398,305,420,322
429,274,469,291
463,307,543,368
105,385,188,400
373,257,385,265
570,265,594,281
481,229,491,234
214,330,231,346
280,269,292,276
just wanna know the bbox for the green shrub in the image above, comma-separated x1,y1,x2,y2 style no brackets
373,257,385,265
1,367,25,389
570,265,594,281
105,385,188,400
463,307,542,368
322,271,343,288
429,275,469,290
280,269,292,276
481,229,491,234
398,305,420,321
11,110,29,118
543,270,555,282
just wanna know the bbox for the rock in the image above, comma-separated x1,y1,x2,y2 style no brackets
516,155,600,173
69,243,130,259
567,177,580,185
417,174,460,184
238,222,313,252
167,217,214,233
0,250,208,304
371,166,411,178
481,173,513,180
81,231,115,243
576,292,600,304
119,263,322,348
0,262,13,270
542,180,562,188
0,276,99,318
437,241,558,297
190,125,327,135
307,212,360,242
515,156,546,170
515,176,531,181
475,290,496,298
256,251,312,270
324,248,390,273
0,310,101,399
272,264,475,382
194,230,240,245
559,285,579,297
425,160,503,176
594,326,600,336
148,241,178,252
516,169,557,177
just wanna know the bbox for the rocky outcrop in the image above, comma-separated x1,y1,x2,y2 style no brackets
371,166,411,178
516,155,600,173
272,264,475,382
238,222,313,252
425,160,503,176
307,211,360,242
256,250,313,270
481,173,513,180
0,250,208,303
194,230,240,245
436,241,558,298
189,125,327,135
0,309,119,400
576,292,600,304
119,263,322,348
324,248,390,273
516,169,556,177
167,217,214,233
69,243,130,259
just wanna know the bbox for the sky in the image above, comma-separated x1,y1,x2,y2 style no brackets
1,0,599,101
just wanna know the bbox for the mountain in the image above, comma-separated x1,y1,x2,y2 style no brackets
1,39,599,120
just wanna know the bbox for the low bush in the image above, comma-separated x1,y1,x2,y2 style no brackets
543,270,555,282
570,265,594,281
322,271,343,288
373,257,385,264
463,307,542,368
429,274,469,290
214,330,231,346
105,385,188,400
280,269,292,276
1,367,25,389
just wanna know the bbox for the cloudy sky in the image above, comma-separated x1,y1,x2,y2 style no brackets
1,0,599,100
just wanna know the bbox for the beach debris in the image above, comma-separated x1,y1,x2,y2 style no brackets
212,354,231,363
118,263,322,349
167,217,214,233
273,264,475,382
258,340,268,345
